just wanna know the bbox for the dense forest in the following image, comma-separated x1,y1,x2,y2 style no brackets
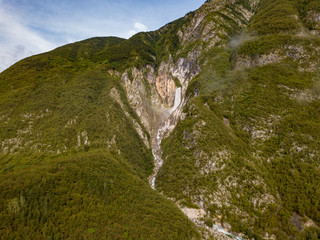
1,0,320,239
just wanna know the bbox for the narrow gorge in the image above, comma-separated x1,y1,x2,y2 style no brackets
2,0,320,239
120,59,247,239
149,87,182,189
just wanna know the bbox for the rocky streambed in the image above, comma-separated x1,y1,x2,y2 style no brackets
149,87,182,189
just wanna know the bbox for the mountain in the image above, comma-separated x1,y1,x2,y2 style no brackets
1,0,320,239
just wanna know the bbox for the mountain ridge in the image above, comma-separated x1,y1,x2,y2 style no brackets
1,0,320,239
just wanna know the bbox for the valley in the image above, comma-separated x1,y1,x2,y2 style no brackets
1,0,320,239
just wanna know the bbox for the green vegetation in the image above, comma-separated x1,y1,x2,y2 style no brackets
1,0,320,239
171,73,182,88
158,46,320,239
101,32,159,70
293,0,320,31
0,150,198,239
157,1,320,238
249,0,300,35
0,55,152,178
157,46,320,239
0,36,199,238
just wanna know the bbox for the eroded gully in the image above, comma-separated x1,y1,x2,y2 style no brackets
148,87,181,189
147,87,244,240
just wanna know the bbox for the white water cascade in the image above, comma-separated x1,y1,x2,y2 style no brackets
148,88,244,240
212,225,243,240
149,87,182,189
170,87,182,114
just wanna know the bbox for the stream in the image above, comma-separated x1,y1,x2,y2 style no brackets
148,87,243,240
149,87,181,189
212,224,243,240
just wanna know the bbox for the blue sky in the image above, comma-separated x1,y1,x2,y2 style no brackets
0,0,204,72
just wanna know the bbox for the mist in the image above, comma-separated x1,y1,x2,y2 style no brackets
229,31,256,49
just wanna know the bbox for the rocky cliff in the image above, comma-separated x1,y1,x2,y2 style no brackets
1,0,320,239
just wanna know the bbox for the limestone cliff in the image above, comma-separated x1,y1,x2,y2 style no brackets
1,0,320,239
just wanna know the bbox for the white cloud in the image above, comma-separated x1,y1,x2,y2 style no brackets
127,22,148,38
127,30,138,37
0,0,204,72
0,1,151,72
134,22,148,32
0,4,57,72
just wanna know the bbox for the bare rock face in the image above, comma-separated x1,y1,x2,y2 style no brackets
178,0,257,48
234,51,284,69
109,87,150,148
119,48,201,195
145,65,163,107
171,50,202,84
308,11,320,34
121,68,158,134
234,45,320,72
156,61,176,106
121,49,201,139
119,0,258,140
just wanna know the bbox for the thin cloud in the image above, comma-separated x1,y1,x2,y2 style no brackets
0,4,57,72
127,22,148,37
134,22,148,32
127,30,138,37
0,0,204,72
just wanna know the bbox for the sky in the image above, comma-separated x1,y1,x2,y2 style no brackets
0,0,204,72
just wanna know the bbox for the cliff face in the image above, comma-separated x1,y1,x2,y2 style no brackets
155,1,320,239
1,0,320,239
118,0,320,239
119,0,259,138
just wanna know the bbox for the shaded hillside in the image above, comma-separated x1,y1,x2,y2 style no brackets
0,150,197,239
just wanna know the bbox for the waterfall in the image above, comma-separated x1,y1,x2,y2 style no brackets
149,87,182,189
149,88,244,239
212,225,243,240
170,87,181,114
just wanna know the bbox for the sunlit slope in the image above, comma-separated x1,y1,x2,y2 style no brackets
0,36,199,239
1,0,320,239
157,0,320,239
